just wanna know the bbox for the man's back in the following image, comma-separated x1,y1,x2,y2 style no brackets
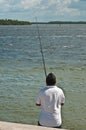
39,86,60,113
36,85,65,127
36,73,65,128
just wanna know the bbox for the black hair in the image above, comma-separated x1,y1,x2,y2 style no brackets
46,73,56,86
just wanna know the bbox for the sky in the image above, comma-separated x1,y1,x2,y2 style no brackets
0,0,86,22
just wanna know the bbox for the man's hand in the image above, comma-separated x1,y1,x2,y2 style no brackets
36,103,41,106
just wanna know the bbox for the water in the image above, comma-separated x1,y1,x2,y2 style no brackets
0,24,86,130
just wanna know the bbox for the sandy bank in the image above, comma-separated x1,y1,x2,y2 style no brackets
0,121,68,130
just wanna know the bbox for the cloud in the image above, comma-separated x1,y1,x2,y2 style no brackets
36,0,80,18
0,0,5,3
56,0,80,16
0,0,80,11
0,0,42,12
20,0,41,9
0,0,86,21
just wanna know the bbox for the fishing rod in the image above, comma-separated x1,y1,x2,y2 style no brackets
35,17,47,77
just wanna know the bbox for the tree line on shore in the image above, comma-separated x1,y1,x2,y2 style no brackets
0,19,86,25
0,19,31,25
48,21,86,24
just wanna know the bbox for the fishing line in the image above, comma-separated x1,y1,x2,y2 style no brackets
35,17,47,77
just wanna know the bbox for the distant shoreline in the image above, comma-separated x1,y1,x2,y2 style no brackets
33,21,86,24
0,19,31,25
0,19,86,25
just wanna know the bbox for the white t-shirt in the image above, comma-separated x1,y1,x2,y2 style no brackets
36,85,65,127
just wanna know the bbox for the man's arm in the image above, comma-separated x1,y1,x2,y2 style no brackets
36,91,41,106
59,89,65,106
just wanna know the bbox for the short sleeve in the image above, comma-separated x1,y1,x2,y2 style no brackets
58,89,65,105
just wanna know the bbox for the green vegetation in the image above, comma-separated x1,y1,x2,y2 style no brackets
0,19,86,25
48,21,86,24
32,21,86,24
0,19,31,25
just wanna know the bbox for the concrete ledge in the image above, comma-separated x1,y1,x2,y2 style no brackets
0,121,67,130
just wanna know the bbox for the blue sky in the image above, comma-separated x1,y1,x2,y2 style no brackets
0,0,86,22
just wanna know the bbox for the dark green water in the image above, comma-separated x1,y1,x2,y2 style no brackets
0,24,86,130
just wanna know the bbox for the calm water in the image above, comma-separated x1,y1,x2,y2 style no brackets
0,24,86,130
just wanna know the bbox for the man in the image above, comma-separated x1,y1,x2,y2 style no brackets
36,73,65,128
